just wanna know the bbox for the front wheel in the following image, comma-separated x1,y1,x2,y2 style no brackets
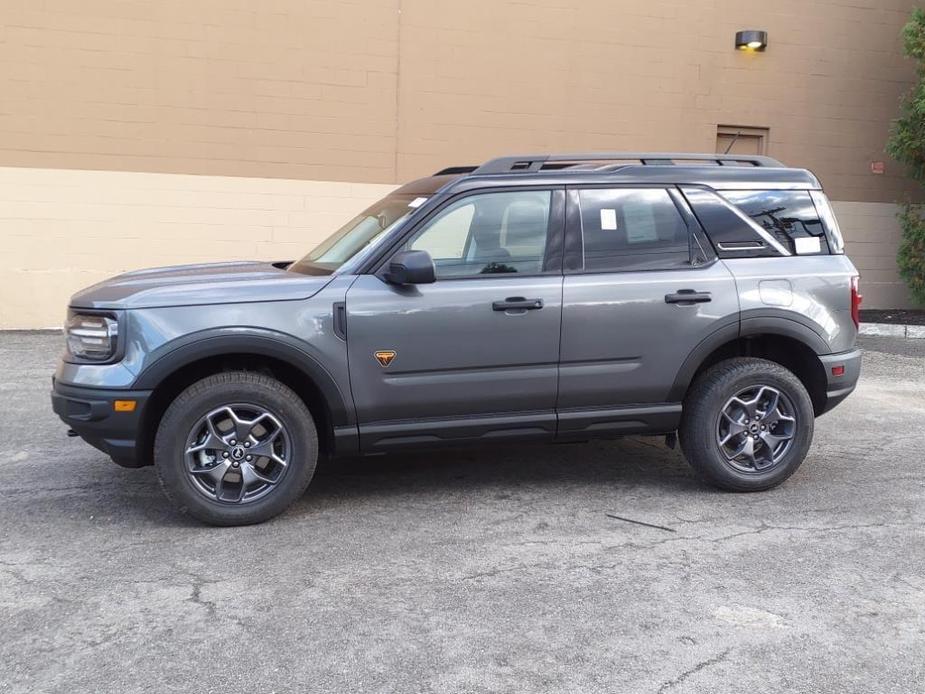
679,357,815,492
154,371,318,525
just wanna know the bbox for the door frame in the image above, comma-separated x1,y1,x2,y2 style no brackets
555,182,730,438
344,185,569,452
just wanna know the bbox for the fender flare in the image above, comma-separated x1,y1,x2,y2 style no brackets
668,312,831,402
133,327,352,426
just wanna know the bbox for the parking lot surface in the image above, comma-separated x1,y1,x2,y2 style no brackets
1,332,923,693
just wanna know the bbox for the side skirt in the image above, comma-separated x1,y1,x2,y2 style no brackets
353,403,682,454
556,403,682,440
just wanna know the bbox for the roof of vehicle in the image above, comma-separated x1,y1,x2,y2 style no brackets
392,152,822,198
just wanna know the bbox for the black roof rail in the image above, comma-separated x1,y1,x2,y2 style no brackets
433,165,479,176
473,152,784,175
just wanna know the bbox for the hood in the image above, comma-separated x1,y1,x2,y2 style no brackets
70,261,333,310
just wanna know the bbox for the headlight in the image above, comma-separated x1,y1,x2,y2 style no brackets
66,314,119,361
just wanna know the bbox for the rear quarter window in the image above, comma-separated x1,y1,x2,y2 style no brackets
721,190,829,255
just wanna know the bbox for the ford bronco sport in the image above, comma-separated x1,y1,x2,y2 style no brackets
52,152,862,525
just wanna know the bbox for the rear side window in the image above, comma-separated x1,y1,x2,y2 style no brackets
721,190,828,255
577,188,691,272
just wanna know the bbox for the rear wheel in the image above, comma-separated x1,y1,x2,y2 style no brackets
679,357,814,491
154,371,318,525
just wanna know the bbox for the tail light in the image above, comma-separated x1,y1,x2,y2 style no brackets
850,275,862,328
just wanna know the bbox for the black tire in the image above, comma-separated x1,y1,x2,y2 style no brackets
679,357,814,492
154,371,318,525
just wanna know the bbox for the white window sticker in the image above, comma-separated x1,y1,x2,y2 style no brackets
600,208,618,231
794,236,821,254
408,197,428,208
623,201,659,243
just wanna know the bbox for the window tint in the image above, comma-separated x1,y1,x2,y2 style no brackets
577,188,691,271
405,190,551,278
721,190,827,254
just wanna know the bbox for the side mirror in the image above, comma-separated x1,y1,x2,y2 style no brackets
384,250,436,285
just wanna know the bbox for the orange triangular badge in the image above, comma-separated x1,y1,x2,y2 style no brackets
374,350,396,367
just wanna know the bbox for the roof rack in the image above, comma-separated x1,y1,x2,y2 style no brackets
473,152,784,175
433,165,479,176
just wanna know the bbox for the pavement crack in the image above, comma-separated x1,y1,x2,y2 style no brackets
657,648,732,693
180,571,245,628
186,576,219,619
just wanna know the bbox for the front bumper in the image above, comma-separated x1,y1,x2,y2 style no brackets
818,348,862,415
51,378,152,467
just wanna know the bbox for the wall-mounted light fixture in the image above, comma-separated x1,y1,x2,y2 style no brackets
735,30,768,52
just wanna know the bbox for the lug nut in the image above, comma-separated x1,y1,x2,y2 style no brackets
222,451,229,458
230,439,236,445
244,441,250,448
246,455,253,462
232,461,239,468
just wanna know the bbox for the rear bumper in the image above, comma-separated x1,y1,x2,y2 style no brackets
817,348,862,415
51,378,151,467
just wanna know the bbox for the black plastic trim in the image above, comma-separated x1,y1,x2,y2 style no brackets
51,380,150,468
666,311,835,402
132,328,353,427
738,310,831,354
667,319,741,402
817,348,862,415
556,403,682,438
359,410,556,452
333,302,347,341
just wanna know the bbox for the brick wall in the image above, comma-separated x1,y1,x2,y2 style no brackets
0,0,921,326
0,165,909,329
833,201,913,309
0,1,919,202
0,0,400,182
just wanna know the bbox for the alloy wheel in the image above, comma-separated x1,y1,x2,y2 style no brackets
715,385,797,473
184,404,292,504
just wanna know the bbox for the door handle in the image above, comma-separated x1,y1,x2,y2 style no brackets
665,289,712,305
492,297,544,311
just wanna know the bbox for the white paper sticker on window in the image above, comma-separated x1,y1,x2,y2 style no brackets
600,208,618,231
623,201,659,243
408,197,428,208
794,236,821,254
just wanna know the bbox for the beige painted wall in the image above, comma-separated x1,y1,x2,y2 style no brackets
0,0,920,202
0,0,920,326
0,167,396,329
0,166,909,329
833,201,913,309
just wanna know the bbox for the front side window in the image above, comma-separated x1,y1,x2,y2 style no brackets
577,188,691,272
721,190,828,255
404,190,552,279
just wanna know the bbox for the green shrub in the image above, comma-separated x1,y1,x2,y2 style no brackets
887,8,925,305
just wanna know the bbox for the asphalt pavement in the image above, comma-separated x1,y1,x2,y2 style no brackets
1,332,923,693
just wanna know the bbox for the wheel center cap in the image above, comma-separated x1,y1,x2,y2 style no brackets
230,445,246,460
749,423,760,434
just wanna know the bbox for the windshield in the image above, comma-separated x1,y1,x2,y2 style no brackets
288,194,421,275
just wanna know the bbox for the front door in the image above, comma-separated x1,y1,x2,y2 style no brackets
557,185,740,435
346,188,565,452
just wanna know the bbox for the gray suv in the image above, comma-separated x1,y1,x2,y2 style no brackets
52,152,862,525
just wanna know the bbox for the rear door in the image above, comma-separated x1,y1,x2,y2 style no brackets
558,185,739,436
345,188,565,451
